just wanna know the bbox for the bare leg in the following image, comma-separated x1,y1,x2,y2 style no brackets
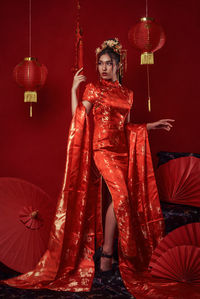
101,202,117,271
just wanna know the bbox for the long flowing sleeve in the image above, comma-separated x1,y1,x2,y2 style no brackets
1,102,101,292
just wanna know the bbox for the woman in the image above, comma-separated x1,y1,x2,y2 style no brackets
2,38,174,295
72,38,174,274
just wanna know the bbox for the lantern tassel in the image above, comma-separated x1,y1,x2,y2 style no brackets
141,52,154,65
24,91,37,103
148,96,151,112
30,103,33,117
146,64,152,112
24,91,37,117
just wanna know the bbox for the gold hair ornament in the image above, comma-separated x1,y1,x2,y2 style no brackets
95,38,127,79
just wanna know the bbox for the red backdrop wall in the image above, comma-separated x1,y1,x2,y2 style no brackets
0,0,199,199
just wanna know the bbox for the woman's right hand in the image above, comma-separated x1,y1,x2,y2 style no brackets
72,67,86,91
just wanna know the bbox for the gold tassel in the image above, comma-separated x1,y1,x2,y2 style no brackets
24,91,37,103
30,103,33,117
148,96,151,112
24,91,37,117
141,52,154,65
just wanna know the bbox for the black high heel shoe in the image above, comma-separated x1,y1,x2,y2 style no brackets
93,247,114,276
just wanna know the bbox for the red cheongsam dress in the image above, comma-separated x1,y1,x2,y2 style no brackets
82,78,134,257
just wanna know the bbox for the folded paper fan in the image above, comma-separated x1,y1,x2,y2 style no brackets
149,222,200,268
151,245,200,284
156,156,200,207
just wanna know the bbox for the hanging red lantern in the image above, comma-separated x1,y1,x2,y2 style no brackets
128,17,166,64
13,57,48,117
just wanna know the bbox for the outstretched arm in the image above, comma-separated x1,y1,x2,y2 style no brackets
147,119,175,131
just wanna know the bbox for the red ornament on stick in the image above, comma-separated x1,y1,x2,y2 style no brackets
13,57,47,117
128,17,166,65
73,0,84,99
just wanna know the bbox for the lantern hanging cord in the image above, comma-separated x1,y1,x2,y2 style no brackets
77,0,80,20
145,0,148,17
29,0,32,57
146,64,151,111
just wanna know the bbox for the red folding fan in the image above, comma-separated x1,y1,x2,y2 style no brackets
0,177,56,273
149,222,200,268
156,156,200,207
151,245,200,284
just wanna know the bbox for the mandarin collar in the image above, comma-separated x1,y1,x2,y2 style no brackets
100,78,120,88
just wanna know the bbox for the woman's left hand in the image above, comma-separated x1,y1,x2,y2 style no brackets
147,119,175,131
